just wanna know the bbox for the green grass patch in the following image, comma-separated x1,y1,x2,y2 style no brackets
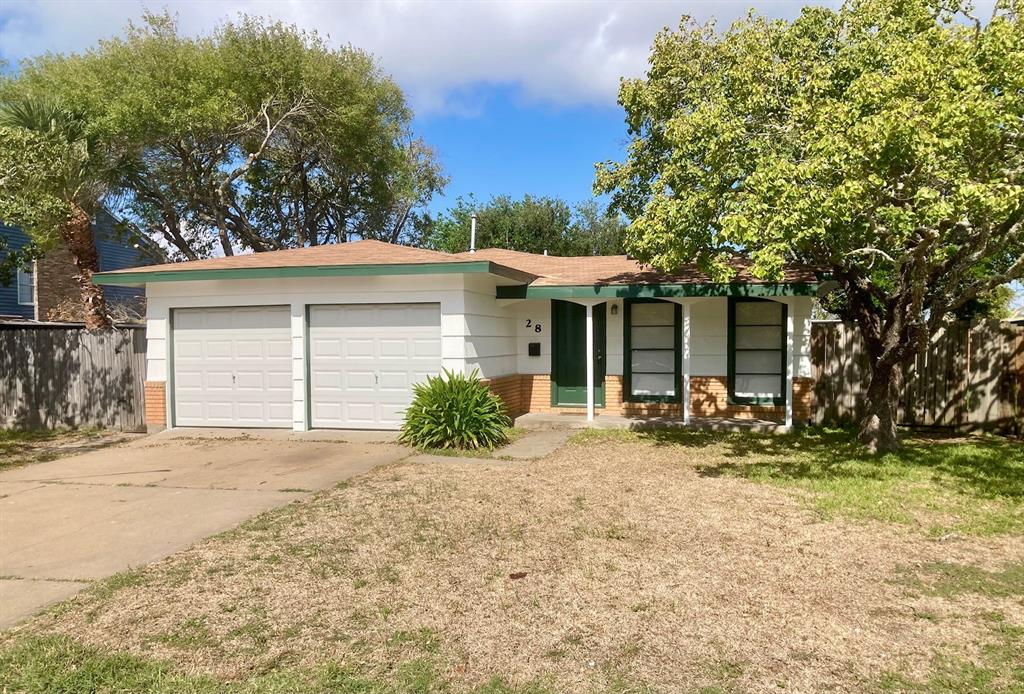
0,634,559,694
573,428,1024,536
878,612,1024,693
898,561,1024,600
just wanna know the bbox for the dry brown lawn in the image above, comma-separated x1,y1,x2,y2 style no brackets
6,431,1023,693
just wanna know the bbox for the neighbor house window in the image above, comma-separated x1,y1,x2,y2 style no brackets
625,300,680,402
16,264,34,306
728,298,786,405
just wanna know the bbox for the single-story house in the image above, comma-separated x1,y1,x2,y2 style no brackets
94,240,820,432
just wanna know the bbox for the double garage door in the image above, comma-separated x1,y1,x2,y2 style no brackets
172,303,441,429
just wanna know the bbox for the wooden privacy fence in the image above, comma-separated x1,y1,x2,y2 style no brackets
811,319,1024,431
0,324,146,431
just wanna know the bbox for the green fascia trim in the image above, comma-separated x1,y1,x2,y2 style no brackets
94,261,518,286
497,282,818,300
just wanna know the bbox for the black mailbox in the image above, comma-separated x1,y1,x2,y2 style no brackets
528,342,541,356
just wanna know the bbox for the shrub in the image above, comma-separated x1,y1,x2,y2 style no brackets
400,369,511,450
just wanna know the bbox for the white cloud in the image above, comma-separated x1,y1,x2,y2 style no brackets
1,0,831,114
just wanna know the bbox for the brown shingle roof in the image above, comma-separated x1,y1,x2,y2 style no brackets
456,248,819,285
101,239,465,274
98,239,818,286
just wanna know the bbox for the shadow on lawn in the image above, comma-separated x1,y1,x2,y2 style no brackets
636,427,1024,502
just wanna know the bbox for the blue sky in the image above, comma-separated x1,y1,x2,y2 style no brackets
413,85,628,213
0,1,832,215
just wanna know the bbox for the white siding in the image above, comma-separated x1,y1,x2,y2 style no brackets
512,301,551,375
686,296,813,378
455,275,518,379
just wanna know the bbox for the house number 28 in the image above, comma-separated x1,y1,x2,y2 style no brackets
525,319,542,333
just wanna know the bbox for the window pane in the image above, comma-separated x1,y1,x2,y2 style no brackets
631,326,674,349
630,302,674,326
735,301,782,325
736,350,782,374
734,374,782,399
631,349,674,373
16,268,34,306
735,325,782,349
632,373,676,397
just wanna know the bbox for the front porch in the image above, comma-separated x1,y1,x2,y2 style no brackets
492,294,815,429
514,411,792,433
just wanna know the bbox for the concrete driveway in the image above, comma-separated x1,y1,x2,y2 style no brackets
0,429,408,629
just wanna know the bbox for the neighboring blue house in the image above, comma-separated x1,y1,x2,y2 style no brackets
0,209,160,321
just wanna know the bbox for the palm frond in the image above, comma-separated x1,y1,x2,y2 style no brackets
0,96,89,144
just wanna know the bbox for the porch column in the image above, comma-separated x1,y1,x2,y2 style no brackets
586,303,595,422
785,308,794,428
683,303,691,425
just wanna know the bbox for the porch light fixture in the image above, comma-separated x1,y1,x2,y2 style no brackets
610,304,618,316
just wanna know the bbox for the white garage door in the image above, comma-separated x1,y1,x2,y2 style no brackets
172,306,292,428
309,303,442,429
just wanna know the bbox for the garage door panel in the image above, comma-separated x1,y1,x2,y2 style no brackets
345,402,377,424
345,371,376,390
346,339,375,357
175,340,203,359
379,371,410,390
309,303,441,429
234,340,265,359
234,371,265,390
312,369,342,389
172,306,292,428
266,372,293,390
206,371,234,390
267,339,292,359
413,338,442,358
380,339,408,358
205,340,233,359
175,369,204,389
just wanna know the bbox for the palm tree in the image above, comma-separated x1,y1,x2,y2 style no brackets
0,98,123,330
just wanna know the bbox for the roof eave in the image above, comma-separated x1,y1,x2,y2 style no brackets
93,260,534,287
496,282,820,300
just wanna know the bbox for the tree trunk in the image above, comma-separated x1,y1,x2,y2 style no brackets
859,360,903,454
62,205,111,331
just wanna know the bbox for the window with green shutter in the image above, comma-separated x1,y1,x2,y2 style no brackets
624,299,681,403
728,298,787,406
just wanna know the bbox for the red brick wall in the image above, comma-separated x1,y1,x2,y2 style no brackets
480,374,528,419
144,381,167,430
689,376,813,422
484,372,814,424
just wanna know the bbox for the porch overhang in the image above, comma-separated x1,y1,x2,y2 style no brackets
495,282,819,300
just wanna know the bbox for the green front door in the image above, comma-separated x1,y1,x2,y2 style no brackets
551,300,606,407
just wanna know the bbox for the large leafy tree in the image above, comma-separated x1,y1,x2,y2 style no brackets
0,100,129,330
419,194,627,256
596,0,1024,452
4,13,444,261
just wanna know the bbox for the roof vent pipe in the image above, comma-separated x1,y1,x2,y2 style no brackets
469,215,477,253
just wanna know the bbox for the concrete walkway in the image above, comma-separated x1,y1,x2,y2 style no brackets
0,430,408,629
